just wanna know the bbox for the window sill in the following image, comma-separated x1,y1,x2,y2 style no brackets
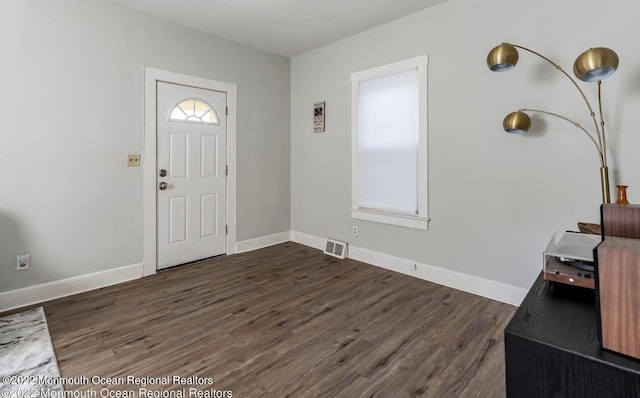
351,208,429,230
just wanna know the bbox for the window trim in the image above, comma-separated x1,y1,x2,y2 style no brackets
350,55,429,230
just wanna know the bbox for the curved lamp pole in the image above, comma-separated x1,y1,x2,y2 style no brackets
487,43,619,203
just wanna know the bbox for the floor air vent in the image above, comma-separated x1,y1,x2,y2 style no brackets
323,238,347,259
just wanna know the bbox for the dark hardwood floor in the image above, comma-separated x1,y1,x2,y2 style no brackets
37,242,515,397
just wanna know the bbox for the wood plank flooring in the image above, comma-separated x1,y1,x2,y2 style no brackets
29,242,515,397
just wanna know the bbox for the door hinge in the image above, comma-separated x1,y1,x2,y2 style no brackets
225,225,228,234
226,106,228,115
225,165,228,176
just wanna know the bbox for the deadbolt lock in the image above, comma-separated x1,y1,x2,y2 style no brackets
159,169,167,177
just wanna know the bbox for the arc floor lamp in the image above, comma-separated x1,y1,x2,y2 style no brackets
487,43,619,203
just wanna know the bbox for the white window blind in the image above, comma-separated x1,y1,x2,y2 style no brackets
358,69,419,214
351,55,428,230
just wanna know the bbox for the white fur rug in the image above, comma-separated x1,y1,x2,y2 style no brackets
0,307,64,397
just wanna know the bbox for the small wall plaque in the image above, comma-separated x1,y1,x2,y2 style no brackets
313,101,325,132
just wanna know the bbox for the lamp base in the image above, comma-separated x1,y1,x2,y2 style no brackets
601,166,611,204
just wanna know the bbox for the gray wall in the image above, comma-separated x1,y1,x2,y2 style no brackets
0,0,290,292
290,0,640,290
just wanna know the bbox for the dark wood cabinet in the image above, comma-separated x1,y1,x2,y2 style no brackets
504,273,640,397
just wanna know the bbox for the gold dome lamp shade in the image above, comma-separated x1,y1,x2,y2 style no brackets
503,111,531,134
573,47,619,82
487,43,519,71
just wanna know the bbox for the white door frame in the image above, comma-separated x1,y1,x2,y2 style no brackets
143,67,237,277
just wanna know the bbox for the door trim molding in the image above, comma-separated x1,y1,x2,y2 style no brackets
143,67,237,277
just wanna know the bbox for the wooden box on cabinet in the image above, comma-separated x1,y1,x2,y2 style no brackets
596,237,640,360
601,204,640,239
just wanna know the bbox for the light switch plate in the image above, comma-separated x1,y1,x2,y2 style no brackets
127,154,141,167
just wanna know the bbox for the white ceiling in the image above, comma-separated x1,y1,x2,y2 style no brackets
108,0,448,57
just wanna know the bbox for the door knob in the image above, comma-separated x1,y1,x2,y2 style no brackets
159,182,168,190
159,169,167,177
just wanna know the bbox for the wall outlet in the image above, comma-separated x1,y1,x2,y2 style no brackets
352,226,358,236
17,253,30,271
127,154,141,167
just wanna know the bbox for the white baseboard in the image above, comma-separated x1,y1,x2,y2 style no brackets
0,231,527,313
290,230,326,250
348,246,527,306
290,230,527,306
0,263,143,313
235,231,291,253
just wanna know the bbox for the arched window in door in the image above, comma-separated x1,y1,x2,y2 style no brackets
169,98,220,125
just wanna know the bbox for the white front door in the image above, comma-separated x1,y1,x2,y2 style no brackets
156,81,227,270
